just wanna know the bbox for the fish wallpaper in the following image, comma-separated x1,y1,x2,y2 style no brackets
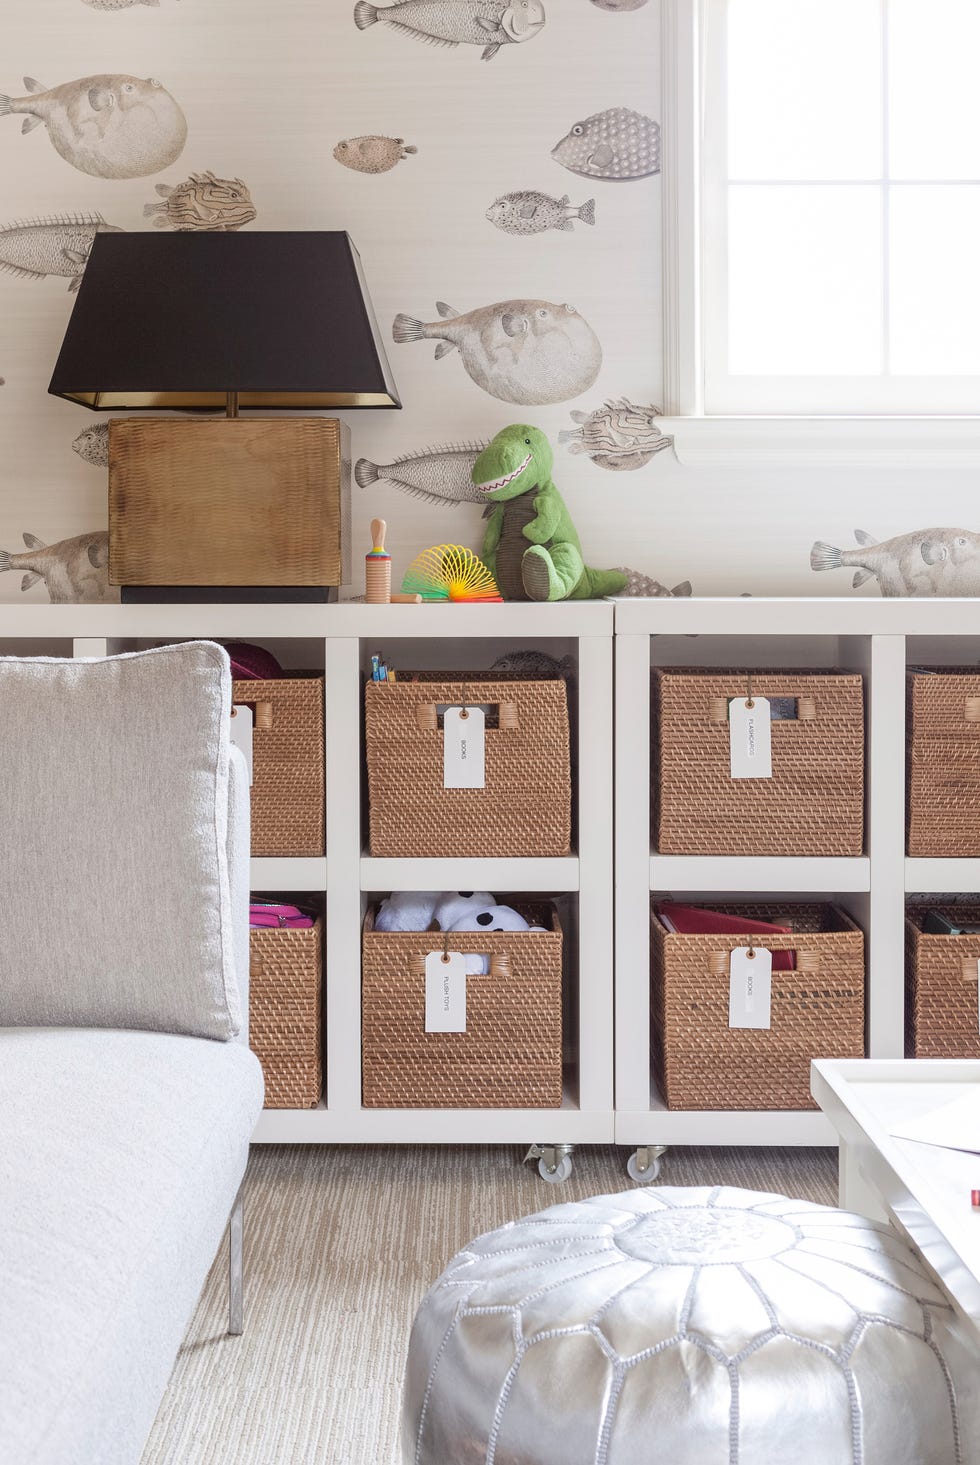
0,0,976,604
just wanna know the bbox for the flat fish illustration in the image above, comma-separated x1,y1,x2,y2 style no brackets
355,442,490,505
393,298,602,406
486,191,595,235
552,107,660,181
144,171,256,230
559,397,672,470
810,527,980,597
491,649,575,676
333,135,417,174
354,0,546,61
590,0,648,8
72,421,110,466
0,531,117,603
0,213,123,292
613,568,692,597
0,74,187,180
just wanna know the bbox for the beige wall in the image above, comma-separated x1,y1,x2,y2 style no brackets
0,1,973,603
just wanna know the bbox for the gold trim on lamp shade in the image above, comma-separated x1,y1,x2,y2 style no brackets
108,417,349,587
66,390,397,410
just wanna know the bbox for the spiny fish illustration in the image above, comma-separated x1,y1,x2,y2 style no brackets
393,298,602,406
486,191,595,236
613,567,692,598
0,75,187,180
355,442,490,505
354,0,546,61
333,135,418,174
0,214,123,292
0,531,117,603
144,172,256,231
810,527,980,597
559,397,672,470
72,422,109,466
552,107,660,181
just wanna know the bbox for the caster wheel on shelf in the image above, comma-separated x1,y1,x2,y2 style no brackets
627,1146,665,1185
538,1154,573,1184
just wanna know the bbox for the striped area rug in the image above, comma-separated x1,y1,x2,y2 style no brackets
142,1144,837,1465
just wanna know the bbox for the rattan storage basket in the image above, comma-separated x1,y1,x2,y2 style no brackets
906,905,980,1058
361,903,563,1107
907,671,980,856
652,669,865,856
249,919,323,1108
232,675,324,857
651,903,865,1110
364,674,571,858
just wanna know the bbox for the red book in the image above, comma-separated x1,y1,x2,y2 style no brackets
657,903,797,971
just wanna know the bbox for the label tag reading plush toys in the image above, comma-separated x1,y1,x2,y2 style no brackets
230,705,254,784
728,947,772,1030
729,697,772,780
444,706,486,789
425,950,467,1033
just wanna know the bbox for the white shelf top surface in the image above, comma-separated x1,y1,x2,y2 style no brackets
0,599,614,640
614,595,980,637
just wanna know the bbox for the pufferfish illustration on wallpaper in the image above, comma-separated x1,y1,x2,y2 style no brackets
0,75,187,179
0,532,117,604
811,527,980,596
354,0,545,61
393,299,602,405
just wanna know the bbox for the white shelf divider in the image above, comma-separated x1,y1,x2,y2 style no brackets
650,856,870,893
360,857,580,893
906,859,980,894
250,858,326,891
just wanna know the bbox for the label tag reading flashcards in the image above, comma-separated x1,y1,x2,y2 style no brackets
230,705,254,785
444,706,486,789
425,950,467,1033
729,947,773,1030
729,697,772,779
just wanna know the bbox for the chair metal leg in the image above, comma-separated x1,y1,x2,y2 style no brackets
228,1185,244,1336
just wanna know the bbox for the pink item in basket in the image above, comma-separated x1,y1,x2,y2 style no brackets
249,903,314,930
224,642,284,681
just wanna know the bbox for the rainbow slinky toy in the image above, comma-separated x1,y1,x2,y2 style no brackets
401,544,503,603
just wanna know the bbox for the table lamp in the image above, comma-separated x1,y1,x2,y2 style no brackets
48,231,401,602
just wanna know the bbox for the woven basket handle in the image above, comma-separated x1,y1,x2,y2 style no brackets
960,957,980,982
709,945,821,975
233,702,272,730
965,698,980,723
410,952,512,980
708,696,816,724
416,702,519,733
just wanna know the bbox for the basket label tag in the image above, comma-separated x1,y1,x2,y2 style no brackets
444,706,486,789
729,697,772,779
729,947,772,1029
425,950,467,1033
230,704,254,784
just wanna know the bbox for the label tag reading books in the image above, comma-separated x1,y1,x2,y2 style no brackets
444,706,486,789
729,697,772,779
425,950,467,1033
230,705,254,784
729,947,772,1030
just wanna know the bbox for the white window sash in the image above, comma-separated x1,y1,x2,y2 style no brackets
662,0,980,458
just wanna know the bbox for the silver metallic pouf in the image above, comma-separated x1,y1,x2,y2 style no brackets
403,1185,980,1465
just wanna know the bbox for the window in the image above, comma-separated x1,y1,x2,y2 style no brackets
667,0,980,426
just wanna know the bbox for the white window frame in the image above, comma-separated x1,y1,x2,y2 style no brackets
660,0,980,466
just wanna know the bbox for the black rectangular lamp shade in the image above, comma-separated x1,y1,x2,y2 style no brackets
48,231,401,411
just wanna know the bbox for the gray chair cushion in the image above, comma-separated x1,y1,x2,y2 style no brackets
0,1026,263,1465
0,642,241,1039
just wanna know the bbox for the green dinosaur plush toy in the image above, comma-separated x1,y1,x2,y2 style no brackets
472,424,628,602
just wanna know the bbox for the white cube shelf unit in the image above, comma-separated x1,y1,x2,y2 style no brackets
0,601,615,1154
615,596,980,1159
